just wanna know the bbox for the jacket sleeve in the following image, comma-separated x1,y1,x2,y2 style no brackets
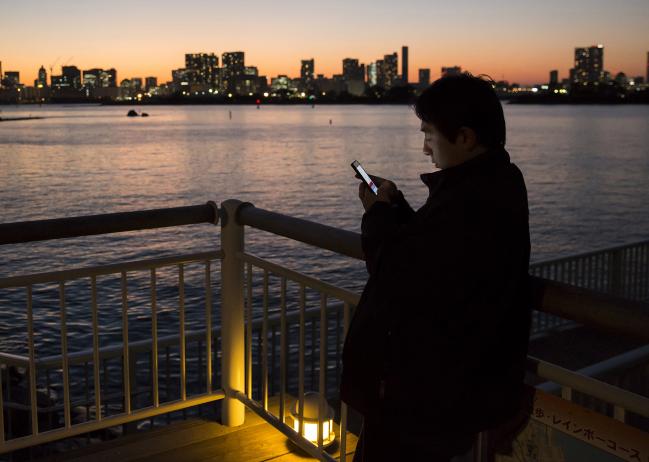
361,190,415,275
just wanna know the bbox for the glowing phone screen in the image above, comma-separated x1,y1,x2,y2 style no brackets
352,161,378,195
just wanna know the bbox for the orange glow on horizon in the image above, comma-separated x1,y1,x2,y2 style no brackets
2,1,647,87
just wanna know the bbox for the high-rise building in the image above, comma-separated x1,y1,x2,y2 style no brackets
185,53,219,87
366,63,377,87
222,52,245,92
646,51,649,83
300,59,314,89
342,58,364,82
377,53,398,89
573,45,604,85
418,68,430,87
549,70,559,86
37,66,47,87
62,66,81,89
83,69,104,88
145,77,157,91
441,66,462,78
4,71,20,87
102,69,117,87
401,46,409,84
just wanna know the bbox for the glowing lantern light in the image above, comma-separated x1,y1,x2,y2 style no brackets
288,392,335,447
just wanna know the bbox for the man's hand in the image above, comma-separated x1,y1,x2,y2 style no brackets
358,175,398,211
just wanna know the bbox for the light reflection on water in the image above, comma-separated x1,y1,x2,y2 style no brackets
1,104,648,356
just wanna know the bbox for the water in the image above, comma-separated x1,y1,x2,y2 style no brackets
1,104,649,357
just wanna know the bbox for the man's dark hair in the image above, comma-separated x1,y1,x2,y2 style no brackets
415,73,506,148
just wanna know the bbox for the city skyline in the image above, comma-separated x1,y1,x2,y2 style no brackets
2,0,648,86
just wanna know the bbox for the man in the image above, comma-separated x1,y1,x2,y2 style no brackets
341,73,532,461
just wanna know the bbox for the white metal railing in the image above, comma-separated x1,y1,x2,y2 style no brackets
529,240,649,335
0,250,224,454
240,251,359,460
2,200,649,461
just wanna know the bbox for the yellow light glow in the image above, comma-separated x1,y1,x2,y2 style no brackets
263,92,269,97
292,418,333,444
228,93,232,97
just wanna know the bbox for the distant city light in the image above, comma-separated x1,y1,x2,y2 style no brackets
263,92,269,97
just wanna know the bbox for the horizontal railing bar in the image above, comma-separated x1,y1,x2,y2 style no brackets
0,203,219,246
530,239,649,267
240,252,361,306
235,204,364,260
0,390,226,454
538,345,649,394
234,391,338,462
3,302,348,368
0,250,222,288
531,276,649,342
528,356,649,418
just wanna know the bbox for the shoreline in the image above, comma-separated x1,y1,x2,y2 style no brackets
0,116,45,122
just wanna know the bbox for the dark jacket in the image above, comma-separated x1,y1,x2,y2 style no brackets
340,147,532,434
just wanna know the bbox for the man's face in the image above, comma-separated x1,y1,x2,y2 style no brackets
421,121,459,170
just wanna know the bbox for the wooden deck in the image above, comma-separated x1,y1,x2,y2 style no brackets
38,397,358,462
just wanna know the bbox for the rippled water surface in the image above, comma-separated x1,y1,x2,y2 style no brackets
1,104,648,355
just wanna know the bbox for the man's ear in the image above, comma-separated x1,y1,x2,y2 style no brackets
458,127,479,151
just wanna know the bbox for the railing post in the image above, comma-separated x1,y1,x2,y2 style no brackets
608,250,623,296
220,199,247,426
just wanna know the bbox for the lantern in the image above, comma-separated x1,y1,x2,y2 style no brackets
288,392,335,447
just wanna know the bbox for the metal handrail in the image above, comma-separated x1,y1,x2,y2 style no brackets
2,201,648,459
0,202,218,245
236,203,364,260
529,356,649,418
530,238,649,267
530,277,649,342
232,203,649,342
0,250,222,288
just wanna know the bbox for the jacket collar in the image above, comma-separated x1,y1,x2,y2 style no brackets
420,147,511,193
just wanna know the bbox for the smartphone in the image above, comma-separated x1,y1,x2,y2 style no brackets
351,160,378,195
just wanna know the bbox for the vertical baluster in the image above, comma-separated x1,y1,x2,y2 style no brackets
60,282,72,428
0,356,4,443
640,244,649,300
632,246,639,299
335,308,341,390
151,269,159,407
298,284,306,437
318,293,327,450
205,260,213,394
102,359,109,417
121,272,131,415
27,285,38,435
246,262,253,399
257,329,263,399
279,277,287,423
91,276,102,421
271,327,276,396
179,264,186,401
311,318,316,390
84,362,90,423
262,270,269,411
6,365,11,439
165,346,170,420
339,302,351,462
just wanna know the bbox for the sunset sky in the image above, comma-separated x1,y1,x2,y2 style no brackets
2,0,647,86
